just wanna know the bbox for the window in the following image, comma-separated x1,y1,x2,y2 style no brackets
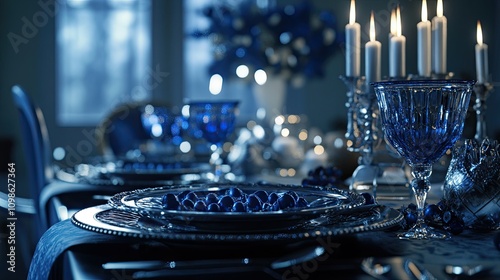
56,0,152,126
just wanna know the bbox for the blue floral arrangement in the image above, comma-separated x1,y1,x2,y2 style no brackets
191,0,343,87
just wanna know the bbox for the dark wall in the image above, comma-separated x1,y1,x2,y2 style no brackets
1,0,499,198
0,0,184,197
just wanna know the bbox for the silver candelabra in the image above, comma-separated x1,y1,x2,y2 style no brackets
473,82,494,142
340,75,386,193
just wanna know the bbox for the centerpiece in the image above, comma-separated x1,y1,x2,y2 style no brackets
191,0,342,119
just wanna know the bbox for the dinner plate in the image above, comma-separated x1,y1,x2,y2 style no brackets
72,204,403,244
107,182,366,233
72,159,211,185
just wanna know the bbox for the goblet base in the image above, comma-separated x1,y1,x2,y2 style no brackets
398,224,450,240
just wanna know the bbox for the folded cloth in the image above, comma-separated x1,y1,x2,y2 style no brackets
27,206,136,280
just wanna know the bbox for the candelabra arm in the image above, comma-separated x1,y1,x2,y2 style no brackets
473,83,494,142
340,75,364,151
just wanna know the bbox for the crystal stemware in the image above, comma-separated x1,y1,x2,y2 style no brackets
373,80,474,239
188,101,239,182
141,104,183,155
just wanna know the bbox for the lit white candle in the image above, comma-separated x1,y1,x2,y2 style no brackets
345,0,360,77
365,11,381,86
475,20,489,84
417,0,431,77
390,8,397,37
388,8,396,71
432,0,447,74
389,6,406,78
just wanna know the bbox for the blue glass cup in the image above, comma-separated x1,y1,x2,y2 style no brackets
188,101,239,182
373,80,474,239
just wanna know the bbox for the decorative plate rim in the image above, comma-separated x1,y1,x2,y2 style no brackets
71,204,404,242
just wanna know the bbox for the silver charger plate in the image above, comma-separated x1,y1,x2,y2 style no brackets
107,183,366,233
72,204,403,243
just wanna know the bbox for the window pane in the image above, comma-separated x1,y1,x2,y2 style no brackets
56,0,152,126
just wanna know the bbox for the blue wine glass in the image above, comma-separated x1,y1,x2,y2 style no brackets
141,104,185,156
188,101,239,182
373,80,474,239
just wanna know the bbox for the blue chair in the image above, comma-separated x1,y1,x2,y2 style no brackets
0,85,54,275
10,85,53,236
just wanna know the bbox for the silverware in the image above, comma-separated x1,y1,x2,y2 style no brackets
361,257,391,280
404,259,437,280
444,264,488,278
102,245,325,278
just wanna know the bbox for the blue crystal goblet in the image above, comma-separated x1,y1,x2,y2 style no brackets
188,101,239,182
373,80,474,239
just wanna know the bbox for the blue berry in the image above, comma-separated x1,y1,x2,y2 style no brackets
205,193,219,205
303,165,342,186
277,193,296,210
404,211,417,226
227,187,244,199
268,192,279,204
180,198,194,210
296,197,309,208
218,195,234,212
207,203,220,212
272,201,281,211
246,194,262,212
286,191,299,201
162,193,180,210
232,201,246,212
185,192,198,202
253,190,268,203
193,200,206,211
424,204,442,223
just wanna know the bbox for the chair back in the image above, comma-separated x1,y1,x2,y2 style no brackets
11,85,53,234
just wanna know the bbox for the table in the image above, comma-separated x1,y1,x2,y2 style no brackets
28,182,500,280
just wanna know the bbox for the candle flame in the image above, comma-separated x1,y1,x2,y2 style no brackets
421,0,428,22
349,0,356,25
390,9,396,36
437,0,443,17
369,11,376,42
477,20,483,45
396,5,402,37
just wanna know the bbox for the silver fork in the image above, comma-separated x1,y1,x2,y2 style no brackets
404,258,438,280
361,257,392,280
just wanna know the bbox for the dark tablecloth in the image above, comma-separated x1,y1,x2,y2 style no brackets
28,207,500,280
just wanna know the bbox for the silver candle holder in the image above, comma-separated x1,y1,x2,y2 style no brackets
340,75,398,196
340,75,382,165
473,82,494,142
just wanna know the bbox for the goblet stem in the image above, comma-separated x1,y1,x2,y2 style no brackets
399,164,449,240
210,145,224,182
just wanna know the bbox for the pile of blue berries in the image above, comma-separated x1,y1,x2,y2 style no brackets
400,199,465,235
301,166,343,187
161,187,309,213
